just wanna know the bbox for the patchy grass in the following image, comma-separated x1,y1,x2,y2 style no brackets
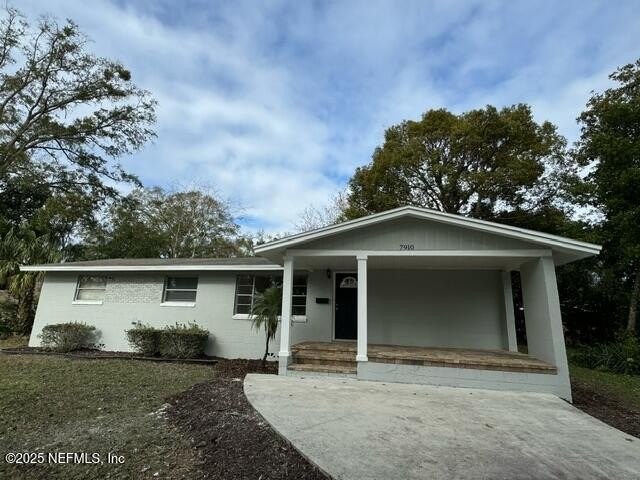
0,336,28,349
0,354,214,479
570,364,640,410
570,362,640,437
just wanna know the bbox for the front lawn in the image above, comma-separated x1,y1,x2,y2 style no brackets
570,363,640,437
0,354,214,479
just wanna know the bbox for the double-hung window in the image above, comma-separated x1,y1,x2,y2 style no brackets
163,277,198,303
74,276,107,303
233,274,308,318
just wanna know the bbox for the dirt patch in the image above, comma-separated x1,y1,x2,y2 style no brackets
167,359,329,480
572,379,640,438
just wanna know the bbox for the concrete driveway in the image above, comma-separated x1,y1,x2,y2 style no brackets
244,374,640,480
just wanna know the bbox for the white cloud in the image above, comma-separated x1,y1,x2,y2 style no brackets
16,0,640,233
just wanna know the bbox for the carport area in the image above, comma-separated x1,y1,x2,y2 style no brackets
244,374,640,480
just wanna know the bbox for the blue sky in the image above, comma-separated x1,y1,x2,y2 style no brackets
20,1,640,233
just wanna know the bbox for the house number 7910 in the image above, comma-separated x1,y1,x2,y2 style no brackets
400,244,415,250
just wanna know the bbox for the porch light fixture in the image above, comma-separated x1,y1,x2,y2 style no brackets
326,269,331,279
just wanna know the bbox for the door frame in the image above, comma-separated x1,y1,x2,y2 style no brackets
332,270,357,341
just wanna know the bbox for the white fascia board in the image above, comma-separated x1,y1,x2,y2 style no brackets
285,249,552,257
20,264,283,272
254,206,602,256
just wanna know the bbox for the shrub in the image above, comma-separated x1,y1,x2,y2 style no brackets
0,322,11,340
0,300,17,338
571,331,640,375
39,322,97,352
126,322,161,356
158,322,209,359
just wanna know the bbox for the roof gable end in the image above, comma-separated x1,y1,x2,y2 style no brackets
255,207,601,264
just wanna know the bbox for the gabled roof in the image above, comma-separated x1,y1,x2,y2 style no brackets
20,257,282,272
255,206,601,264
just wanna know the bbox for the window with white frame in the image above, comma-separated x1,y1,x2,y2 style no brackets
74,276,108,302
163,277,198,303
233,274,307,316
292,275,308,316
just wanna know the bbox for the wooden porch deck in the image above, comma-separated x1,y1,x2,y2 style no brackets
289,341,557,375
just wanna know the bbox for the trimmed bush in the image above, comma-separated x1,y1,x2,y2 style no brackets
39,322,97,352
126,322,161,356
158,322,209,359
571,331,640,375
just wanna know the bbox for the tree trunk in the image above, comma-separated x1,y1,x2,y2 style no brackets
16,285,35,336
627,265,640,334
262,333,270,368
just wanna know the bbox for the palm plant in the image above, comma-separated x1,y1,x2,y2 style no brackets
250,286,282,367
0,228,61,335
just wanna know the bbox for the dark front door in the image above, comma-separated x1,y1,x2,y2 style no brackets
335,273,358,340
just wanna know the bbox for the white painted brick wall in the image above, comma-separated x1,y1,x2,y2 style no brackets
104,275,164,304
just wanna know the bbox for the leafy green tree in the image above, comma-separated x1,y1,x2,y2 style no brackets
87,186,247,259
0,228,60,334
84,194,166,259
250,286,282,367
345,105,571,220
0,7,155,197
576,59,640,334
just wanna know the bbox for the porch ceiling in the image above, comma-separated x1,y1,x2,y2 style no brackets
294,254,542,271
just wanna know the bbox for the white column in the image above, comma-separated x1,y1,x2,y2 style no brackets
521,256,571,400
356,255,368,362
278,255,295,374
502,270,518,352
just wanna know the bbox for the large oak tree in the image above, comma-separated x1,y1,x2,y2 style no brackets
0,7,156,196
345,104,572,220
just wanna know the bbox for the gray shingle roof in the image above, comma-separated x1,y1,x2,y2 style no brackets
21,257,281,271
55,257,273,267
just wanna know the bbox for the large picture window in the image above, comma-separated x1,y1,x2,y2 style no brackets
234,274,307,317
74,276,107,302
163,277,198,303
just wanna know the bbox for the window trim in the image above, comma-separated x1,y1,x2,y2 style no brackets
291,274,308,317
73,275,108,304
232,313,307,322
162,276,199,303
160,301,196,308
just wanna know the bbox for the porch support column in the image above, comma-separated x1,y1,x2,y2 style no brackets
356,255,368,362
278,255,295,375
520,256,571,400
502,271,518,352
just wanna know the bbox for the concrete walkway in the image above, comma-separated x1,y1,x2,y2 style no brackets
244,374,640,480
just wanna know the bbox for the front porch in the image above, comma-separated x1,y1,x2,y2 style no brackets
288,341,557,375
254,208,601,400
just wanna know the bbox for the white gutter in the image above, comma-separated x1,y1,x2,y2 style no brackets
20,264,283,272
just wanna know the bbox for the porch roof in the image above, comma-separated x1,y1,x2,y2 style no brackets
256,206,601,267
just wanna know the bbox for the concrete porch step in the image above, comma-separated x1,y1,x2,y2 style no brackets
292,341,357,355
294,356,355,368
293,349,355,363
287,363,357,375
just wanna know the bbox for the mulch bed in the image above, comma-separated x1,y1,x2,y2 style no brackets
571,379,640,439
0,346,218,364
166,359,329,480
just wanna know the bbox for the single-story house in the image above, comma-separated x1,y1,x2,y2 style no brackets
23,206,601,401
